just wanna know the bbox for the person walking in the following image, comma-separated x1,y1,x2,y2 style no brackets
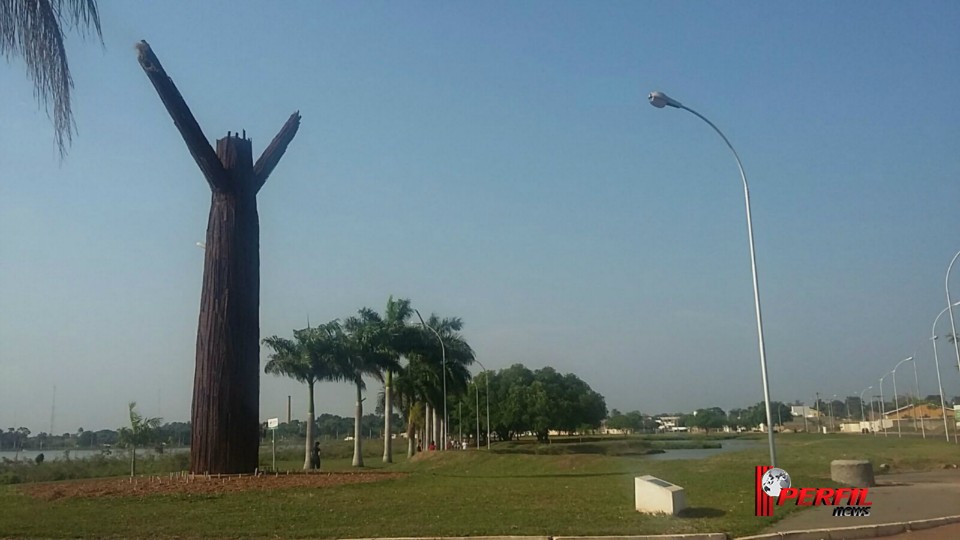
310,442,321,470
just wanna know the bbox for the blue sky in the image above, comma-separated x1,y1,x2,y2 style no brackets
2,1,959,433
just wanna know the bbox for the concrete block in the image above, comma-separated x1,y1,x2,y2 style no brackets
829,460,875,487
634,475,686,515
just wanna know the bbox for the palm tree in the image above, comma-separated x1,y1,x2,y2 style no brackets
0,0,102,156
343,309,401,467
263,321,349,470
378,297,418,463
117,402,161,477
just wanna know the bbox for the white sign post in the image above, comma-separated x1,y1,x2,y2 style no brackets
267,418,279,471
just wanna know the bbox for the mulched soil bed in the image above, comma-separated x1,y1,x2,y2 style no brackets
18,471,406,501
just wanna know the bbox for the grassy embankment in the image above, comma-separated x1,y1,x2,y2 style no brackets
0,433,956,538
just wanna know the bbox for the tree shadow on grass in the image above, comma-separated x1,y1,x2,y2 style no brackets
678,507,726,518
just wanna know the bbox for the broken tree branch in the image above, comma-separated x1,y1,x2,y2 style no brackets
254,112,301,192
136,40,228,192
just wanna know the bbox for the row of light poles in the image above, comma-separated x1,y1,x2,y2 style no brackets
864,290,960,442
415,310,448,450
650,91,960,463
416,309,494,451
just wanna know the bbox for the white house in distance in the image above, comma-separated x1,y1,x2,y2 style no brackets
655,416,686,432
790,405,821,418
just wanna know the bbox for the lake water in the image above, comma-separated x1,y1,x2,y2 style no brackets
644,439,761,460
0,447,188,462
1,439,761,463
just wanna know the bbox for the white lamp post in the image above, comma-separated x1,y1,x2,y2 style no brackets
902,351,925,438
947,250,960,386
932,301,960,442
474,359,492,450
891,357,913,438
859,386,872,425
474,378,480,449
879,372,891,436
649,91,776,468
415,310,447,451
829,394,838,431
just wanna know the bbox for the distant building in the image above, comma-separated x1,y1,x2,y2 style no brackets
883,403,946,420
790,406,821,418
597,422,628,435
840,420,892,433
655,416,682,432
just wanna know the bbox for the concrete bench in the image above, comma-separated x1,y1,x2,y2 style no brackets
831,459,875,487
635,475,686,515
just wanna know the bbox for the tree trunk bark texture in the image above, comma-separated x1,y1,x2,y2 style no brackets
192,136,260,474
135,41,300,475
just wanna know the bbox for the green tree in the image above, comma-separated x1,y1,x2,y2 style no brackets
490,364,535,441
117,402,161,477
689,407,726,433
743,401,792,429
605,409,646,433
606,409,628,432
0,0,102,156
264,321,350,470
485,364,606,442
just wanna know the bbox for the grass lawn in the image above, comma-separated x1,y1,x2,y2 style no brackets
1,433,957,539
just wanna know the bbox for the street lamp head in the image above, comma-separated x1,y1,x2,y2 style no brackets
648,91,683,109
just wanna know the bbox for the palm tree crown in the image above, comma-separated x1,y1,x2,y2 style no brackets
1,0,103,156
263,321,350,470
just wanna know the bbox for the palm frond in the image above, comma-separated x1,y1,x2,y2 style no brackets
0,0,102,157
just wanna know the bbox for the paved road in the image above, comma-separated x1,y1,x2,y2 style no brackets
763,469,960,534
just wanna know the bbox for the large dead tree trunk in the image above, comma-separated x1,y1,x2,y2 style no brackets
136,41,300,474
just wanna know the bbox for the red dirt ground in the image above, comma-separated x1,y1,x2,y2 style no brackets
18,471,406,501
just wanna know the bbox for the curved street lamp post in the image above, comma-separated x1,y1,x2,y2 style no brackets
879,373,891,437
415,310,447,451
932,301,960,442
901,350,926,438
829,394,838,431
891,357,914,438
947,251,960,392
474,359,492,450
649,91,777,467
859,386,873,425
